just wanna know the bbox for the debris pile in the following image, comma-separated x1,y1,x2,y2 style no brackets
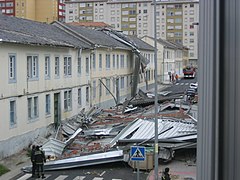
23,89,198,172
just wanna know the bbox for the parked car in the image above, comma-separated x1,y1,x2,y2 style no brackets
189,82,198,90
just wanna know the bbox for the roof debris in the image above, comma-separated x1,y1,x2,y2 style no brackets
23,88,198,172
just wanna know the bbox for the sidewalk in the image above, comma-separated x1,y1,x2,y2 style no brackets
0,150,31,180
147,160,196,180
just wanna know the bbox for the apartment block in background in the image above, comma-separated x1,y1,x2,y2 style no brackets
65,0,199,65
0,0,65,23
0,0,15,16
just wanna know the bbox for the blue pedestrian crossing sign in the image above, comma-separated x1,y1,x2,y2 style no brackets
130,146,145,161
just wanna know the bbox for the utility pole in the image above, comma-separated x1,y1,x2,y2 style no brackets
153,0,159,179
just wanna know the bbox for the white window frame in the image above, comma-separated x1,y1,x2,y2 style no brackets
10,100,16,127
27,55,38,80
55,56,60,78
28,96,39,120
45,94,51,115
64,90,72,111
9,54,16,82
64,56,72,76
45,56,50,79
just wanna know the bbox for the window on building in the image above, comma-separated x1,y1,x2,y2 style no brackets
121,77,125,89
120,55,124,68
86,57,89,74
93,80,96,99
117,55,119,69
112,54,116,68
9,54,16,82
45,94,50,115
55,57,60,77
190,39,195,43
64,90,72,111
86,87,89,103
143,9,147,14
190,4,194,8
190,32,194,36
10,100,16,127
92,53,96,70
64,56,72,76
99,54,102,70
45,56,50,79
78,88,82,105
28,96,39,119
27,55,38,79
106,79,110,95
106,54,110,69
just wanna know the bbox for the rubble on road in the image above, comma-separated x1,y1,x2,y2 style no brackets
23,89,198,172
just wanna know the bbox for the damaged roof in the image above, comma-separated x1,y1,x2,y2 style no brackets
0,14,90,48
58,23,131,50
127,35,155,51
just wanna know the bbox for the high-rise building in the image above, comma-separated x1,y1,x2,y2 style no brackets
0,0,15,16
65,0,199,64
0,0,66,23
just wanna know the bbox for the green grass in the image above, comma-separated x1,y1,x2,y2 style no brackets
0,164,10,176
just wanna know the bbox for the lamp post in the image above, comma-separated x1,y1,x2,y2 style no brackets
153,0,159,179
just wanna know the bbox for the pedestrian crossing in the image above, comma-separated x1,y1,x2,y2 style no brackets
16,173,124,180
175,82,189,86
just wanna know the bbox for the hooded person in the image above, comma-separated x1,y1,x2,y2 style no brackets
162,167,171,180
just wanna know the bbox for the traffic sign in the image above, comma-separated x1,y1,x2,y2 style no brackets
130,146,145,161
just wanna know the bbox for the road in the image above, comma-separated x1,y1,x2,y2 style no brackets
162,77,197,94
12,162,149,180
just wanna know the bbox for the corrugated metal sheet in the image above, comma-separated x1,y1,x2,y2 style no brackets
114,118,196,143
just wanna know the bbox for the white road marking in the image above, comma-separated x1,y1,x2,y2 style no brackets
17,173,32,180
54,175,68,180
92,177,104,180
176,83,180,85
73,176,86,180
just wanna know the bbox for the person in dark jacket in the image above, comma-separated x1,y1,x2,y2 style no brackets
162,167,171,180
34,146,46,179
30,145,36,178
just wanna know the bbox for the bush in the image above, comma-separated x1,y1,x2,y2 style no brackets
0,164,10,176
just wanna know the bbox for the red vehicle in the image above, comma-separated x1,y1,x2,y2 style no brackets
183,66,196,78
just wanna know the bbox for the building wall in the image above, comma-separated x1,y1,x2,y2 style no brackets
91,48,155,108
35,0,58,23
0,43,91,158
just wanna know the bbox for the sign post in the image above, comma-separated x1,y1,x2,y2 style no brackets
130,146,146,180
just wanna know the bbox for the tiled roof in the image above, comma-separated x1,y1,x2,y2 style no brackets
128,35,155,51
62,23,131,50
0,14,90,48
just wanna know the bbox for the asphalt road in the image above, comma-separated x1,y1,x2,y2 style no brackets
12,162,149,180
163,77,197,94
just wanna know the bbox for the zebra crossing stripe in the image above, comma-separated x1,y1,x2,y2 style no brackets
180,83,184,85
186,83,189,85
176,83,179,85
73,176,86,180
92,177,104,180
54,175,68,180
112,179,122,180
17,173,32,180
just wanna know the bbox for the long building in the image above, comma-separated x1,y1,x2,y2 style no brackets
65,0,199,65
0,14,156,159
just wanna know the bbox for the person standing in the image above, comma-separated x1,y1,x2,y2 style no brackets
34,146,46,179
31,145,36,178
161,167,171,180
